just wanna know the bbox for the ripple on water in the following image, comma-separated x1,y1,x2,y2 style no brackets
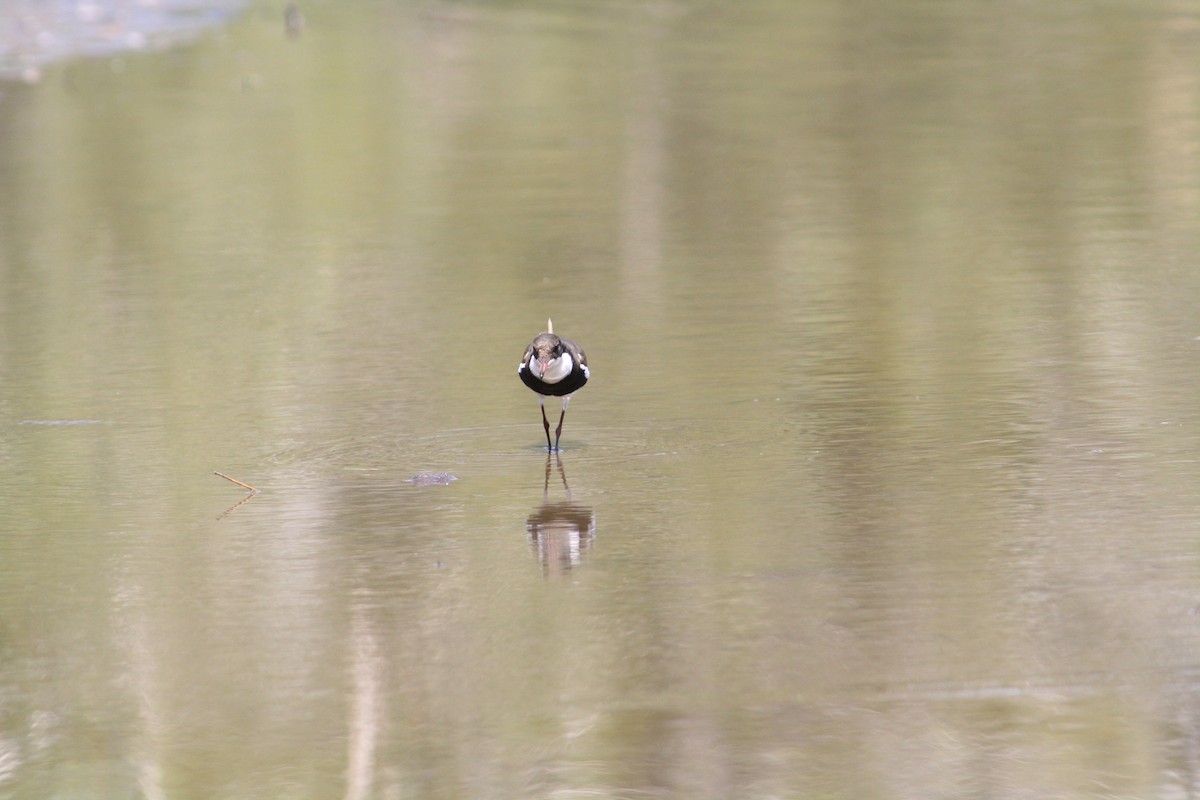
246,420,687,502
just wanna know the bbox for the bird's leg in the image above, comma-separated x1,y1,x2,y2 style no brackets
554,396,571,452
540,399,553,452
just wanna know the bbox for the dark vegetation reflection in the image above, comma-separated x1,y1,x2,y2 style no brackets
526,455,594,577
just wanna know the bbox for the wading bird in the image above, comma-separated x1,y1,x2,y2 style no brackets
518,320,589,452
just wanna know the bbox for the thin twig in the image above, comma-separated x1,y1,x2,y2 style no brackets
214,471,260,494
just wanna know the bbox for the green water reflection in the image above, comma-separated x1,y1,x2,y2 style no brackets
2,1,1200,798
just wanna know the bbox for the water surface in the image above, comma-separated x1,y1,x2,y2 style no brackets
2,1,1200,798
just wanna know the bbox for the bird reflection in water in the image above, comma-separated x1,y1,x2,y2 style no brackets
526,454,595,576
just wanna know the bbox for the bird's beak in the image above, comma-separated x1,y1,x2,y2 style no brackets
536,359,549,377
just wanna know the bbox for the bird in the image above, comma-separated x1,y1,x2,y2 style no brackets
518,320,589,452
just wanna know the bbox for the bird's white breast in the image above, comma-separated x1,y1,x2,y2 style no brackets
540,352,574,384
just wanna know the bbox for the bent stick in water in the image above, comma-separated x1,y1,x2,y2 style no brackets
214,471,259,494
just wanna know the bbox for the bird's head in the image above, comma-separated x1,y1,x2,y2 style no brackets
531,334,563,378
525,332,576,383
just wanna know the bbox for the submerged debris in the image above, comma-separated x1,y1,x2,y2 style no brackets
284,2,305,38
407,471,458,486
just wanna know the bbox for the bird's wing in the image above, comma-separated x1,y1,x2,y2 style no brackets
561,338,587,370
518,342,534,372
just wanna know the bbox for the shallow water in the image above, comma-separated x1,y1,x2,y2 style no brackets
3,1,1200,798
